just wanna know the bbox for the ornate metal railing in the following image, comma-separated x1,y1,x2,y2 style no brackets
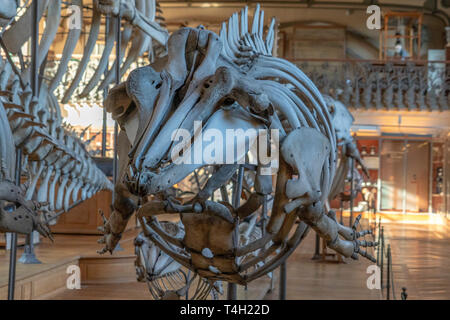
292,59,450,112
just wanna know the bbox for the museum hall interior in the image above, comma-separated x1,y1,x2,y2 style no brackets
0,0,449,302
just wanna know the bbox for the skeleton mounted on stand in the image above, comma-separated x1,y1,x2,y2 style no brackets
101,4,377,299
0,1,165,244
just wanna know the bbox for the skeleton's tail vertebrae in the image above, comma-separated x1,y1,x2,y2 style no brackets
0,1,141,234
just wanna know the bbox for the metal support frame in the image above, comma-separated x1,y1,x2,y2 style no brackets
376,137,382,214
7,230,17,299
7,149,23,300
220,185,229,203
112,12,124,252
349,157,354,227
19,0,41,266
376,220,381,266
279,262,287,300
380,227,385,288
38,52,48,93
30,0,39,120
261,194,268,233
102,16,110,158
311,234,321,260
3,1,40,296
227,165,244,300
18,233,41,264
7,0,42,299
428,142,433,214
260,194,276,293
445,138,449,218
113,11,121,188
261,193,270,290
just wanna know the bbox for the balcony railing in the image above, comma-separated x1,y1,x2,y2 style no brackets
291,59,450,112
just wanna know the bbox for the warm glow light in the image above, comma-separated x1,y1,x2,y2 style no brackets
63,103,114,130
200,3,220,8
351,125,380,137
341,211,447,226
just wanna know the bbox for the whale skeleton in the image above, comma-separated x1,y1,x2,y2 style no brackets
1,1,373,299
99,4,377,300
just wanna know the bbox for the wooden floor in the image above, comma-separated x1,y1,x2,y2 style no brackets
51,270,275,300
0,230,138,289
266,217,380,300
41,217,382,300
2,213,449,300
381,213,450,300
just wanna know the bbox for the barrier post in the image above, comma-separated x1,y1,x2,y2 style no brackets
386,244,391,300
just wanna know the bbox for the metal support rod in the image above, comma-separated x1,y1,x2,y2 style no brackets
227,165,244,300
226,276,237,300
232,166,244,209
220,185,229,203
380,227,384,289
312,233,321,260
376,219,381,265
445,139,449,219
339,199,344,225
372,203,377,234
112,123,119,187
402,140,407,215
7,148,22,300
428,142,433,213
7,233,17,300
101,15,110,158
19,0,41,266
113,12,121,188
349,157,354,227
261,194,268,235
261,194,275,293
38,52,48,93
376,138,382,213
17,49,26,74
18,232,41,264
279,262,287,300
31,0,39,95
101,102,108,157
112,12,123,252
